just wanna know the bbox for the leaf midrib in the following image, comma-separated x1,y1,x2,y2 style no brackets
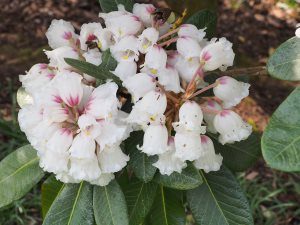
67,182,84,225
200,170,230,225
160,185,168,225
0,157,39,185
129,183,144,221
105,186,116,225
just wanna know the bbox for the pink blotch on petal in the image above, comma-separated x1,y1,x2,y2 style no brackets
218,76,228,85
167,136,174,145
87,34,97,42
53,95,63,104
202,51,212,61
47,73,55,79
39,64,48,70
67,95,80,107
63,31,72,40
61,128,72,136
201,135,209,144
220,110,231,117
146,5,155,14
132,15,141,22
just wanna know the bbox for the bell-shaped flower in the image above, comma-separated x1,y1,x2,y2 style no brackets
53,70,83,107
175,55,200,82
138,124,168,155
174,131,203,161
96,120,128,150
79,22,103,50
127,90,167,128
178,24,206,42
213,110,252,144
157,66,182,93
200,37,235,71
40,149,70,174
176,36,202,60
90,173,115,186
173,101,206,133
123,73,156,102
213,76,250,108
111,35,139,62
46,19,78,49
47,128,73,153
193,135,223,173
85,82,120,119
69,132,96,159
19,64,55,95
113,61,137,81
69,155,101,181
138,27,159,53
143,45,167,74
153,137,187,175
103,12,142,39
45,46,80,70
97,145,129,173
132,3,155,27
167,51,180,67
94,28,115,51
202,100,223,133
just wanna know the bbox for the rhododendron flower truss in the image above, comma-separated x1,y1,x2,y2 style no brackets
16,2,253,189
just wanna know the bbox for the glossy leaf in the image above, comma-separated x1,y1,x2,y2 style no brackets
41,176,64,218
93,180,129,225
153,163,202,190
43,182,94,225
186,10,217,38
187,166,253,225
65,50,121,85
267,37,300,81
123,178,158,225
209,133,261,172
98,0,134,12
148,186,185,225
124,131,157,182
0,145,44,208
262,87,300,171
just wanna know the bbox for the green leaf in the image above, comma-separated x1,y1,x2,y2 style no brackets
0,145,44,208
148,186,185,225
41,176,64,218
43,182,94,225
209,133,261,172
123,178,158,225
65,50,121,85
262,87,300,171
124,131,157,182
93,180,129,225
267,37,300,81
98,0,134,12
187,166,253,225
186,10,217,39
153,163,203,190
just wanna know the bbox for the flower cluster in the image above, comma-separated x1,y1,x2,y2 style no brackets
18,3,252,185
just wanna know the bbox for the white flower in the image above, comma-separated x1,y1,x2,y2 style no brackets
111,35,139,62
113,61,137,81
213,76,250,108
19,64,55,95
157,66,182,93
126,90,167,128
97,145,129,173
90,173,115,186
296,27,300,38
69,156,101,181
94,28,115,51
69,132,96,159
143,45,167,73
178,24,206,42
132,3,156,27
40,150,70,174
213,110,252,145
53,70,83,107
194,135,223,173
153,137,187,175
45,46,80,70
175,55,200,82
173,101,206,133
85,82,120,119
123,73,156,102
103,12,142,39
200,37,235,71
202,100,222,133
79,23,103,50
46,19,78,49
138,124,168,155
174,131,203,161
176,37,202,60
138,27,159,53
77,114,101,138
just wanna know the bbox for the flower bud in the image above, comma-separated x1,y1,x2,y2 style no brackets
178,24,206,42
132,3,156,27
138,27,159,53
213,76,250,108
213,110,252,144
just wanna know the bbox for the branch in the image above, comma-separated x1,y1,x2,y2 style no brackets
206,66,268,77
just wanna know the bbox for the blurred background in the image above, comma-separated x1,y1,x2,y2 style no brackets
0,0,299,224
